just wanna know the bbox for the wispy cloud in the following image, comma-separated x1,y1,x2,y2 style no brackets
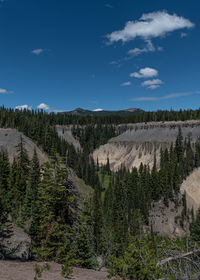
37,103,50,110
0,88,14,94
121,81,131,87
107,11,194,44
15,105,32,110
131,92,192,101
130,67,158,79
105,3,113,8
128,40,155,56
31,48,44,55
157,46,164,51
142,79,163,89
180,32,187,38
109,60,118,65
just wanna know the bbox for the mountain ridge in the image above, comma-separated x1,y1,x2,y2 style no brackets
64,107,144,116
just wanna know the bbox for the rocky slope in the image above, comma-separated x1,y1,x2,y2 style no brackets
56,125,81,151
92,120,200,236
180,167,200,217
149,198,190,238
0,128,92,260
0,128,48,165
93,120,200,171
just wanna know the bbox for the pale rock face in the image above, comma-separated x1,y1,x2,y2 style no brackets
93,121,200,237
4,224,31,260
93,120,200,171
93,141,163,171
149,199,190,238
0,128,48,165
180,167,200,216
56,125,81,151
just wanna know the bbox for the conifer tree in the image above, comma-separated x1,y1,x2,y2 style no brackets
92,180,103,254
32,158,76,262
23,149,40,221
0,197,12,258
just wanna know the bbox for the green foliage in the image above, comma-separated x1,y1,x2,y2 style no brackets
92,181,103,254
1,107,200,278
0,198,13,258
61,262,73,278
190,208,200,241
23,149,40,221
33,263,50,280
32,158,76,263
108,236,162,280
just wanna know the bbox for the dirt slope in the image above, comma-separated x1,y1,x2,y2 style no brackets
0,128,48,164
0,261,111,280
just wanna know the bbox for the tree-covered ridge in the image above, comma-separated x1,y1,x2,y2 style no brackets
2,107,200,278
0,142,98,269
1,107,200,128
72,124,117,154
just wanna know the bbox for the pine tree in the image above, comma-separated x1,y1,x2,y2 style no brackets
32,158,76,262
0,197,12,258
190,208,200,241
92,180,103,254
23,149,40,221
0,151,10,205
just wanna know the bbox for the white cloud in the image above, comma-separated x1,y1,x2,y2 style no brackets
130,67,158,78
142,79,163,89
128,40,155,56
93,108,104,112
180,32,187,38
31,48,44,55
0,88,13,94
121,81,131,86
107,11,194,43
37,103,50,110
132,92,191,101
15,105,32,110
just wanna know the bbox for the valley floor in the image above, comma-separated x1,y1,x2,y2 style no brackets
0,261,111,280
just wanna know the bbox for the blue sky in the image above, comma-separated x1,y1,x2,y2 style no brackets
0,0,200,112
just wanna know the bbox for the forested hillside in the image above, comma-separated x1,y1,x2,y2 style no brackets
1,107,200,279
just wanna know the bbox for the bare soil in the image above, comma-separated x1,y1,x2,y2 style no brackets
0,261,111,280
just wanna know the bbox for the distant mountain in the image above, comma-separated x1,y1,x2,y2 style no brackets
64,107,144,116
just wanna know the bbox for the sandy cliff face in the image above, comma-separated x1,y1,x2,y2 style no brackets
93,121,200,171
180,167,200,216
93,121,200,236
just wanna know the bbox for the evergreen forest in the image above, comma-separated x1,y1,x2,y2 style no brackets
1,107,200,279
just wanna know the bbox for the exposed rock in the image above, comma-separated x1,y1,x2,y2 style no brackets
149,199,190,238
4,224,31,260
0,128,48,165
56,125,81,151
180,167,200,216
93,120,200,171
